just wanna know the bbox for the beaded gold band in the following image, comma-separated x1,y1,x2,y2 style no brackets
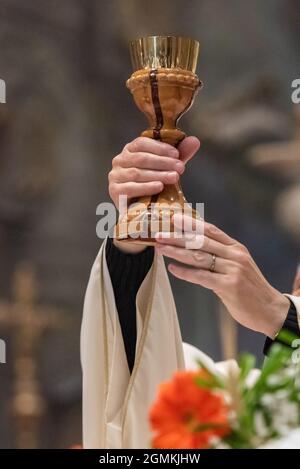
209,254,216,273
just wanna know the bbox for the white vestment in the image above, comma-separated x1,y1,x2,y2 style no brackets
81,238,300,449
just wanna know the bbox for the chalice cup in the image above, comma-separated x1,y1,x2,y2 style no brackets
115,36,202,245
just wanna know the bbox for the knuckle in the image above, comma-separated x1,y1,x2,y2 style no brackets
128,167,139,180
109,182,118,197
235,245,250,264
206,223,218,236
112,155,121,168
108,170,114,182
170,146,179,157
141,153,151,165
146,181,159,193
192,234,205,249
161,141,176,154
203,236,211,251
130,137,143,152
126,185,135,198
193,251,205,264
207,223,222,238
158,141,170,153
237,243,248,254
159,171,169,182
131,153,143,167
129,142,138,153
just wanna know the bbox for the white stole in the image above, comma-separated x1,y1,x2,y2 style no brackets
81,238,185,448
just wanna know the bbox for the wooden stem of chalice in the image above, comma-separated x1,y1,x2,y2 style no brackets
115,36,202,245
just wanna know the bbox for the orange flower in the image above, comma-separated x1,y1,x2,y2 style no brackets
150,370,230,449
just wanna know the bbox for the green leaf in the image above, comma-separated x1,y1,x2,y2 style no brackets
238,353,256,381
194,376,221,390
195,359,225,389
276,328,300,347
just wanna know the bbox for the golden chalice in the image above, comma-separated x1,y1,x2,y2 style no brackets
115,36,202,245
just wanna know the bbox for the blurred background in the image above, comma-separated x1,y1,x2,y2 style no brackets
0,0,299,448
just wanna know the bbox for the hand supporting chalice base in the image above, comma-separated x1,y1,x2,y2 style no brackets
115,36,203,246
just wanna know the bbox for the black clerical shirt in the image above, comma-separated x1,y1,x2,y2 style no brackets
105,236,154,373
105,236,300,373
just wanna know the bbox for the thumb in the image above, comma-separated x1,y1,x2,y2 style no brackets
177,136,201,164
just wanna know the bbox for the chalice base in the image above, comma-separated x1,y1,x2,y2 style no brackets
115,182,199,246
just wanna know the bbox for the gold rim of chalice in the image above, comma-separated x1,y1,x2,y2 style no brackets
129,35,200,73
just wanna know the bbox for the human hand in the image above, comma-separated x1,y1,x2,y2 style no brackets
109,136,200,253
109,136,200,208
155,214,290,339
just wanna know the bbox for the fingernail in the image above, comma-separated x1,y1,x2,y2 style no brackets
175,161,184,173
170,148,179,158
167,172,178,181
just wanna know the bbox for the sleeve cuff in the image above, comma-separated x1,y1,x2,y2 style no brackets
105,236,154,295
264,300,300,355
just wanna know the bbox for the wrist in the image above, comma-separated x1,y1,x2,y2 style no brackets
113,238,147,254
264,292,290,339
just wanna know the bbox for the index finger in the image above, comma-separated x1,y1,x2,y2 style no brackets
155,231,231,258
173,214,236,246
127,137,179,158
